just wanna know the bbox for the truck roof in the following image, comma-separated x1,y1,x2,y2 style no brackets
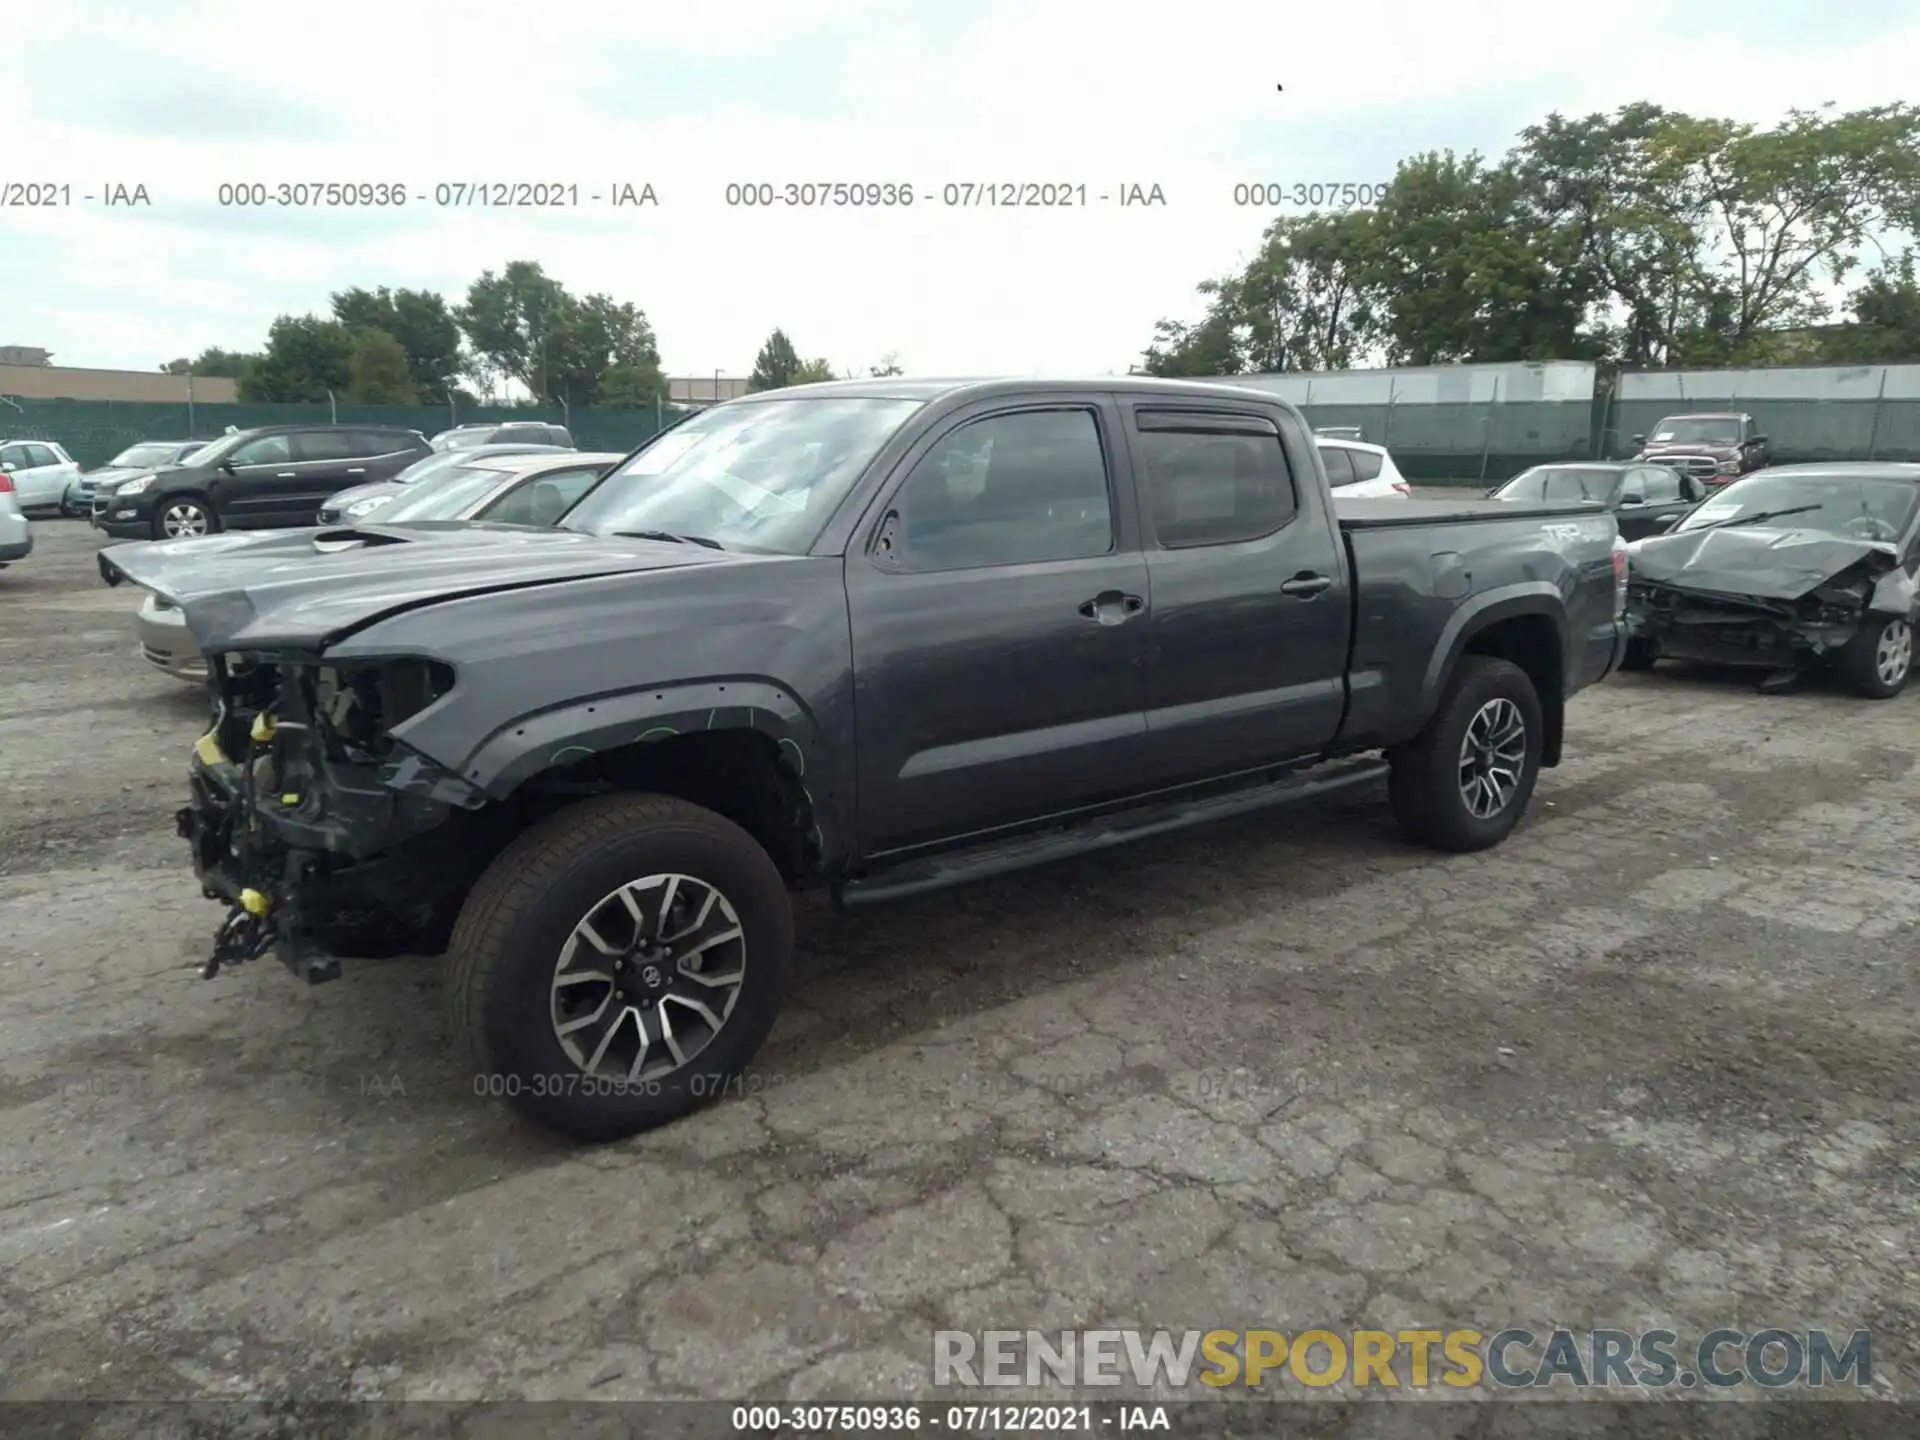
730,376,1301,406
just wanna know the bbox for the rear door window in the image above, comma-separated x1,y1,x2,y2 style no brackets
1318,445,1357,487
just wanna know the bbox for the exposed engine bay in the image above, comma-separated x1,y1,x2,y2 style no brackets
181,652,497,981
1625,542,1916,679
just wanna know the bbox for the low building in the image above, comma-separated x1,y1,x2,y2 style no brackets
667,374,750,408
0,361,239,405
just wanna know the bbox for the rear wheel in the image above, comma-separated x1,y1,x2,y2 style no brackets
1389,656,1544,853
153,494,219,539
1840,614,1912,699
446,793,794,1142
1618,637,1659,672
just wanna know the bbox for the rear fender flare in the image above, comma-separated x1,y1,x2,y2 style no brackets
1416,582,1569,727
457,679,832,849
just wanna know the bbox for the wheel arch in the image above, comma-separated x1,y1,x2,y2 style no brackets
1418,586,1569,767
455,680,841,880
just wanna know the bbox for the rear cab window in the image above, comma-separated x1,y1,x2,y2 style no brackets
1135,410,1298,547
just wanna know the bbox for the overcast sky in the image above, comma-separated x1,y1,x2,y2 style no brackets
5,0,1917,381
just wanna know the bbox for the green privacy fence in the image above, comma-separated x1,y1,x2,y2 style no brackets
1606,365,1920,465
1201,363,1603,483
9,363,1920,479
0,398,691,469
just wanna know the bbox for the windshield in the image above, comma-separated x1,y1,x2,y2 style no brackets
1675,473,1919,540
561,397,924,552
1497,467,1619,503
432,428,501,452
1647,416,1741,446
373,463,514,522
176,431,247,465
108,442,191,468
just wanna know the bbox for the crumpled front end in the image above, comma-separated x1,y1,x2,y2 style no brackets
181,650,494,981
1625,555,1914,672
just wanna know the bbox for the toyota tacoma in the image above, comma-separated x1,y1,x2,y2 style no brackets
104,378,1630,1141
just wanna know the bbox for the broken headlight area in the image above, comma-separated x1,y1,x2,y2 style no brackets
182,651,488,982
1625,581,1868,666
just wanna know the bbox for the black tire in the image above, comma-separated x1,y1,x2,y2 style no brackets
1838,613,1913,700
1388,656,1544,854
446,792,793,1142
1618,637,1659,672
152,492,220,540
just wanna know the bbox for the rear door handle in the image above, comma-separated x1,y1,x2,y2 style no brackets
346,467,366,476
1280,572,1334,598
1078,591,1146,625
275,471,296,479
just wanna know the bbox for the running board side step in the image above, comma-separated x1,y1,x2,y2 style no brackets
834,755,1390,909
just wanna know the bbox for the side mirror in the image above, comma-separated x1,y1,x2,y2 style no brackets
1630,433,1646,447
1749,435,1767,447
219,459,237,475
1619,493,1644,508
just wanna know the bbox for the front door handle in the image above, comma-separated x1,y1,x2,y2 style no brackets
1078,591,1146,625
1280,572,1334,598
275,471,296,479
346,467,366,476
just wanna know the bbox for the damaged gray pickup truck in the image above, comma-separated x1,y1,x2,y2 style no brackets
1622,463,1920,697
104,378,1628,1141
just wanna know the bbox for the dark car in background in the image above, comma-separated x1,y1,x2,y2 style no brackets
93,424,431,538
431,421,574,453
66,440,212,516
318,443,567,523
1490,462,1704,539
1631,412,1769,489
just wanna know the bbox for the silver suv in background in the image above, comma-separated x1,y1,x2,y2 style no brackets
431,421,574,452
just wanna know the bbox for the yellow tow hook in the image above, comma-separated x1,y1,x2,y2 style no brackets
239,888,271,917
250,712,276,743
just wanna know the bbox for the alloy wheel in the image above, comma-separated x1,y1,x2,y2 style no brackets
1456,697,1527,820
548,873,747,1082
1875,619,1912,688
161,502,209,538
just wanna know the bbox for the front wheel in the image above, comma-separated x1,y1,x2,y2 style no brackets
153,494,219,539
446,793,794,1142
1840,614,1913,700
1388,656,1544,853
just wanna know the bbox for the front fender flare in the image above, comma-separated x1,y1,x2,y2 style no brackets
455,678,826,808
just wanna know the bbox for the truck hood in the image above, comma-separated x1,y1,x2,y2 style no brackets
98,522,744,651
1628,525,1905,604
1639,443,1736,458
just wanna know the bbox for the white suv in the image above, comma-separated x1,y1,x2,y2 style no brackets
0,439,82,515
1317,437,1409,498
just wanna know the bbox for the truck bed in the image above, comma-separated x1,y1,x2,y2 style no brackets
1335,496,1609,527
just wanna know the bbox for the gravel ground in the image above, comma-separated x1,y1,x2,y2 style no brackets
1,519,1915,1418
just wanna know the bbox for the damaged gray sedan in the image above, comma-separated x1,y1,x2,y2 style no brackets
1622,463,1920,698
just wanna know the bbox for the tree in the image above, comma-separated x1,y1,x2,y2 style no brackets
344,328,418,404
456,261,573,399
1140,292,1247,376
748,328,805,391
598,361,668,407
456,262,666,405
238,316,354,402
330,286,463,402
1820,250,1920,362
869,351,904,377
161,347,260,380
790,357,838,384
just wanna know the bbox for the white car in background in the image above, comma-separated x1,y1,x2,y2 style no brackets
0,469,33,568
0,439,83,515
1317,436,1409,498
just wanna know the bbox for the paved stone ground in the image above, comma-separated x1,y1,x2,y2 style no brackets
1,521,1914,1417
